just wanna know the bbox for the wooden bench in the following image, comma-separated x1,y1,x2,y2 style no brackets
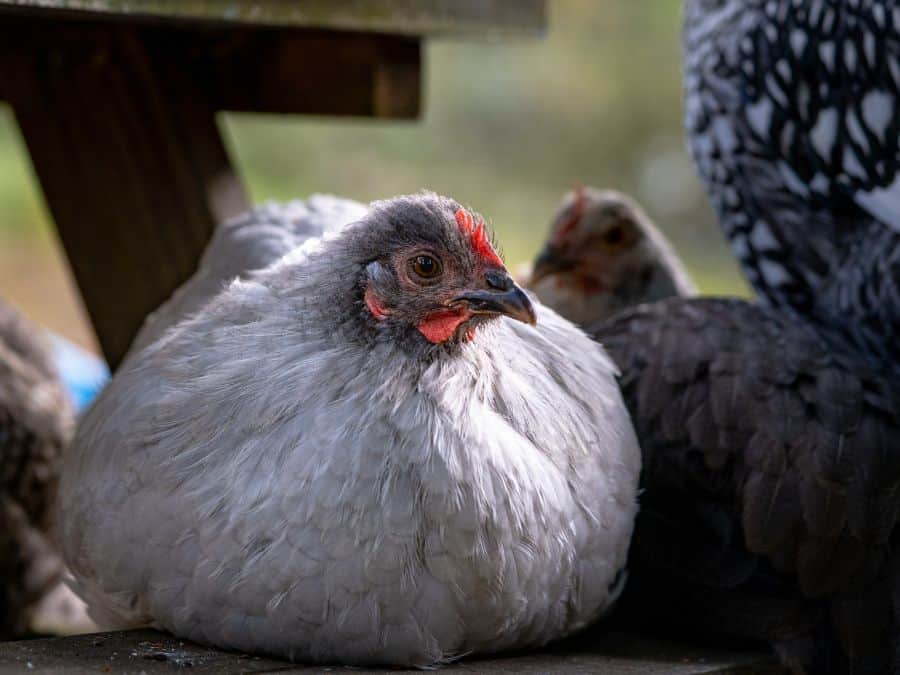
0,628,783,673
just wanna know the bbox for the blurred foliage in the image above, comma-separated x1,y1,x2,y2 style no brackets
0,105,50,239
0,0,748,334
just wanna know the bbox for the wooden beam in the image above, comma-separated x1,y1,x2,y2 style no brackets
142,27,421,118
0,0,547,38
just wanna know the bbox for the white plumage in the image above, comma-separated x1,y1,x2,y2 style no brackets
59,193,640,666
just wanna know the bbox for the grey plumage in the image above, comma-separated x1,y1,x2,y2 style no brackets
0,299,73,637
684,0,900,375
126,195,368,359
60,193,641,666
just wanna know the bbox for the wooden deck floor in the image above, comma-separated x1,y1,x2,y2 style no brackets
0,628,785,674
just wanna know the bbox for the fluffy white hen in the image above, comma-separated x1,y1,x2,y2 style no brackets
59,193,640,666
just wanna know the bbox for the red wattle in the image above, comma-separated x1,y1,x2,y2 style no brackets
418,307,471,343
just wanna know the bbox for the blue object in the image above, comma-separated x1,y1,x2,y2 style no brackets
49,334,110,413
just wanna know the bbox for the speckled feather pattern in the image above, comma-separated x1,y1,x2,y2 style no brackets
684,0,900,374
59,195,640,666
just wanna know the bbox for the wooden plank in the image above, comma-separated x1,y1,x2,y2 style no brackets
143,27,421,118
0,16,420,366
0,630,293,674
0,21,250,367
0,628,785,674
0,0,546,37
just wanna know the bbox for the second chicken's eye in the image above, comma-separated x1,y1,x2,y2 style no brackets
410,254,442,279
603,225,624,246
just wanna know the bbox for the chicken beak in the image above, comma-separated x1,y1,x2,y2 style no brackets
453,271,538,326
529,247,572,285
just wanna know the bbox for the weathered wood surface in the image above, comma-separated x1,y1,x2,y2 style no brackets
0,628,784,674
0,0,546,36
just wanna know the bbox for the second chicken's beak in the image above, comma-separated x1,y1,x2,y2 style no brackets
529,247,572,285
453,271,537,326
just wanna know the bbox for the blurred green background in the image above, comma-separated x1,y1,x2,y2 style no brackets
0,0,748,351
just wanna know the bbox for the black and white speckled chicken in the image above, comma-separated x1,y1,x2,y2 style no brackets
0,299,72,637
531,188,900,675
684,0,900,374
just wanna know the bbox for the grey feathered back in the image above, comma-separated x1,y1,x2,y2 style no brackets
126,195,368,360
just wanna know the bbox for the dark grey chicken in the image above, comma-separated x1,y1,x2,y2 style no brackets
0,299,72,638
531,188,900,674
684,0,900,375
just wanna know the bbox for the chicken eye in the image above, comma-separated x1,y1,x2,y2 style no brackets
603,225,625,246
597,221,640,251
410,254,442,279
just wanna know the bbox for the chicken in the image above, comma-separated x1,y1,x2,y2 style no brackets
58,192,641,666
0,299,73,638
528,186,696,325
530,188,900,674
683,0,900,377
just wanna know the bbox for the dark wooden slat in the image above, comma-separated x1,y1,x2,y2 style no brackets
0,628,784,674
0,0,547,37
144,27,421,118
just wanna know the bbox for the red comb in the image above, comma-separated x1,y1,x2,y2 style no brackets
455,208,504,267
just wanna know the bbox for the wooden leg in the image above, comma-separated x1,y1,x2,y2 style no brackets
0,26,249,368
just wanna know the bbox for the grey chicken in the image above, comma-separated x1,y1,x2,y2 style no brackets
684,0,900,376
0,299,72,638
531,188,900,674
59,193,641,666
528,185,696,323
